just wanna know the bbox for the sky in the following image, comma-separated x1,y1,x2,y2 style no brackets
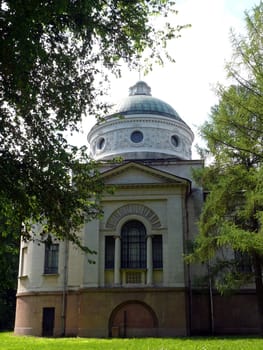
76,0,258,159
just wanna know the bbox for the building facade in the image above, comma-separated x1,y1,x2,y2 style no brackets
14,81,259,337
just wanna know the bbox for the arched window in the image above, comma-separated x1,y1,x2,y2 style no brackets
121,220,146,269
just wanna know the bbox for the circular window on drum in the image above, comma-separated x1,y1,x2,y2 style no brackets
171,135,180,147
131,130,143,143
97,137,105,150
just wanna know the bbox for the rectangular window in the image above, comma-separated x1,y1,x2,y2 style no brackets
121,221,146,269
235,251,252,273
44,243,59,274
153,235,163,269
20,246,28,276
105,236,115,269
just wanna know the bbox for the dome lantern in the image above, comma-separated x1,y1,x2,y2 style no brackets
129,81,152,96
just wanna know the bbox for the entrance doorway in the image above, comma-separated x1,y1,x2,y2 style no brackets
109,301,158,337
42,307,55,336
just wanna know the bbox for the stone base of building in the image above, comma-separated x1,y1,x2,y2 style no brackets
14,288,188,337
14,288,260,337
190,289,260,335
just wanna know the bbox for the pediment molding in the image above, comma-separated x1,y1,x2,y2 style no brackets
101,161,190,186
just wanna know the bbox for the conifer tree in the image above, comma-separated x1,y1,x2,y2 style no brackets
187,3,263,335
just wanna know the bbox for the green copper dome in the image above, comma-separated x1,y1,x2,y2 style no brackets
109,81,186,124
88,80,194,161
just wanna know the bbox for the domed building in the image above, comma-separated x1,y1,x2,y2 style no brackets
14,81,259,337
88,81,194,161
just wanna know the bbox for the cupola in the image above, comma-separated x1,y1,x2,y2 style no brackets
87,81,194,161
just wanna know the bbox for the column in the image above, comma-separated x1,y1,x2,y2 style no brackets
147,235,153,285
114,236,121,285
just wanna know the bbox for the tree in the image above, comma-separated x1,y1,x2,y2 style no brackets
187,3,263,335
0,226,19,330
0,0,186,329
0,0,185,246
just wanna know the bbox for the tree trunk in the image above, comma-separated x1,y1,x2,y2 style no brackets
253,253,263,337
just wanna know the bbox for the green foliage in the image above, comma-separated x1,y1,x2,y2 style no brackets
0,0,185,246
1,332,263,350
0,0,187,330
0,229,19,330
186,3,263,335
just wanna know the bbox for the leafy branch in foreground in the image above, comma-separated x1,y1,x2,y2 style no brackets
0,0,187,247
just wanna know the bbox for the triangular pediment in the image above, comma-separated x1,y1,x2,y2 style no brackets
100,162,190,187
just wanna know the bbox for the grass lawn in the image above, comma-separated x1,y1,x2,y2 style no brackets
0,332,262,350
